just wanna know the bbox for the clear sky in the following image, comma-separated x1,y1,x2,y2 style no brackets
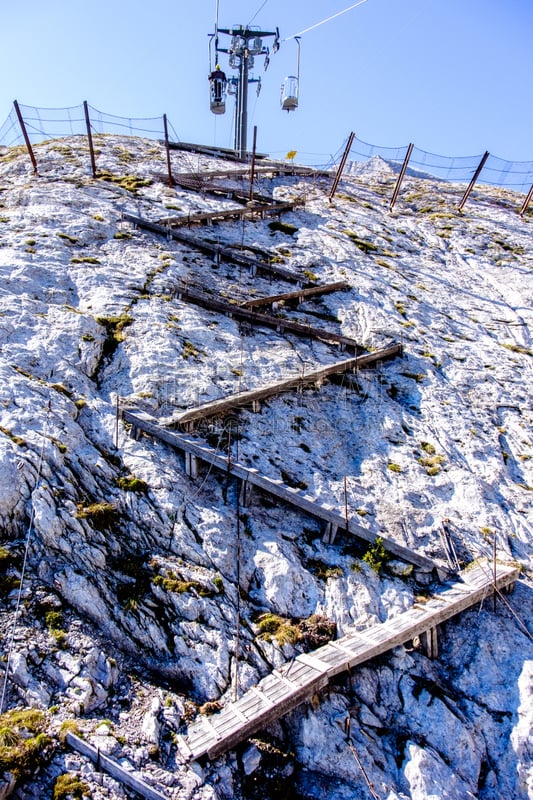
2,0,532,165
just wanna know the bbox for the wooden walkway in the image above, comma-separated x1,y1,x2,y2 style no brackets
177,561,519,761
172,283,362,353
124,213,305,285
121,408,437,574
241,281,349,310
163,346,401,429
156,200,300,229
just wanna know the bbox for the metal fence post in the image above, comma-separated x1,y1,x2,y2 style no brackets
13,100,37,174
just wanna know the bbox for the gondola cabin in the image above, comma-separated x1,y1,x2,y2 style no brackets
209,67,227,115
280,76,299,112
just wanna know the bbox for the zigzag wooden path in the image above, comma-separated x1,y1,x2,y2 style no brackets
177,561,519,761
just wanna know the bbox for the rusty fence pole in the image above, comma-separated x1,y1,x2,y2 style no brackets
519,183,533,217
249,125,258,201
163,114,173,188
389,142,414,212
83,101,97,178
329,131,355,201
458,150,490,212
13,100,38,174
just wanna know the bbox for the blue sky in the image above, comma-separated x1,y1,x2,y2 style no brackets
2,0,532,164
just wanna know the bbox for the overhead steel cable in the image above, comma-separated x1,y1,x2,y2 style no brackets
286,0,369,40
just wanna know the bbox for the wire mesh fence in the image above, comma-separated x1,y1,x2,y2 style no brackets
347,136,533,193
1,101,532,194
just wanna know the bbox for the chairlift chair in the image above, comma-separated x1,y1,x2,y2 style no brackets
281,76,299,111
209,67,227,115
280,37,301,112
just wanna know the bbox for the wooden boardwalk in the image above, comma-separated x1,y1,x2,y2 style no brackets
121,408,437,574
177,561,519,761
124,213,305,285
163,346,401,429
156,200,299,229
172,283,362,353
241,281,349,310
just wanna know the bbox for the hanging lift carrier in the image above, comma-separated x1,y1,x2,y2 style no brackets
280,37,300,112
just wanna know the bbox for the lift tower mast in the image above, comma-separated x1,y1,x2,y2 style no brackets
215,25,279,156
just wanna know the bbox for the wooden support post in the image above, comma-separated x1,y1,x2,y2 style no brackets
115,395,120,449
163,114,173,188
329,131,355,201
458,151,490,211
13,100,37,174
83,101,97,178
421,626,438,658
322,521,338,545
249,125,258,201
239,480,252,508
389,143,414,212
251,399,261,413
519,183,533,217
185,452,198,479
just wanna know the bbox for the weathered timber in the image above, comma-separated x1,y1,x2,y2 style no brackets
156,200,299,229
123,213,304,285
241,281,349,309
121,408,435,573
163,346,401,428
179,561,519,760
66,732,169,800
167,141,267,162
172,283,364,352
170,176,277,205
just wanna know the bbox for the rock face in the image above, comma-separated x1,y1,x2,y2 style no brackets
0,136,531,799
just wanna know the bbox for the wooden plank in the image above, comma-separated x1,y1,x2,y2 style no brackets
123,213,305,285
171,283,364,352
163,345,401,428
122,409,436,572
157,201,298,229
241,281,350,309
182,562,518,761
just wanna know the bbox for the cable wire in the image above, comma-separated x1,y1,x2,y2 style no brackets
286,0,369,40
0,411,50,714
248,0,269,26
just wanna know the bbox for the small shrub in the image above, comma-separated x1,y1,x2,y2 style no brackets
268,220,299,236
116,475,149,494
0,709,52,780
75,501,118,530
70,256,101,265
344,231,378,253
57,232,78,245
53,773,91,800
387,462,402,473
363,537,390,573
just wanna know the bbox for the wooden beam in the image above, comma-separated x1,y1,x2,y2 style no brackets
164,346,400,428
123,213,303,285
122,409,435,572
241,281,349,309
172,283,364,352
181,562,519,760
